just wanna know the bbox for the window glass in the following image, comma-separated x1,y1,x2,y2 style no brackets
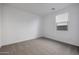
56,13,69,31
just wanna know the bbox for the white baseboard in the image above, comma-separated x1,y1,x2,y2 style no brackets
44,35,79,47
2,36,39,47
2,35,79,47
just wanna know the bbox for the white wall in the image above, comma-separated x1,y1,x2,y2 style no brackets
2,5,41,46
42,4,79,46
0,4,3,47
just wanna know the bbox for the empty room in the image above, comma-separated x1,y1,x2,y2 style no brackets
0,3,79,55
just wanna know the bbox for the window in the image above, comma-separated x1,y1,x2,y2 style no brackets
56,13,69,31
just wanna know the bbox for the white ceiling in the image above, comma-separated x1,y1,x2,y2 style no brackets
7,3,72,16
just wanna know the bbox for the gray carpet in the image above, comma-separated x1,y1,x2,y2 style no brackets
0,37,79,55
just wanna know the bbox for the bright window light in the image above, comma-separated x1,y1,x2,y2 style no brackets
56,13,69,25
56,13,69,30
